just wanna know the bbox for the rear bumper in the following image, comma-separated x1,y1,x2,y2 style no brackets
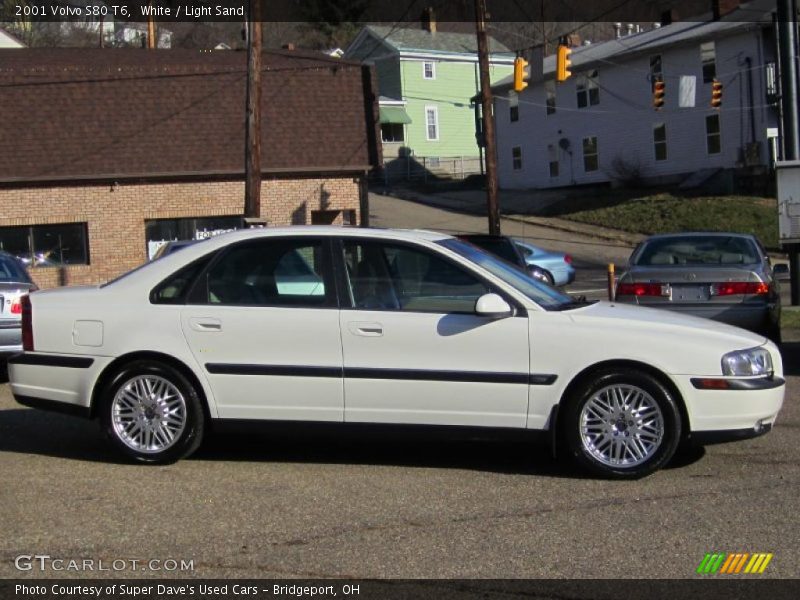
0,322,21,357
8,352,111,416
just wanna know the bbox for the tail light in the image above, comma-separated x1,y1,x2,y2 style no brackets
617,282,669,297
21,294,33,351
564,254,573,265
711,282,769,296
10,299,21,314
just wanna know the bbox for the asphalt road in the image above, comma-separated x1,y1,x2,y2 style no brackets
1,195,798,581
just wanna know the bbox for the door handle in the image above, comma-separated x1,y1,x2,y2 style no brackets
189,317,222,332
348,321,383,337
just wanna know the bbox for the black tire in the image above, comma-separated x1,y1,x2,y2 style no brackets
562,368,681,479
100,360,204,464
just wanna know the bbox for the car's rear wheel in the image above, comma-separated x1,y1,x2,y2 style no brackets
563,369,681,479
100,360,204,464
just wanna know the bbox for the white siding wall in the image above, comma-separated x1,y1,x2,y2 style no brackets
496,29,778,189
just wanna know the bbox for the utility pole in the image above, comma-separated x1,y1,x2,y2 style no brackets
778,0,799,304
474,0,500,235
147,1,155,49
244,0,263,221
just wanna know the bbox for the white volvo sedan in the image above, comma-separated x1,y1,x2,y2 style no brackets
8,228,785,478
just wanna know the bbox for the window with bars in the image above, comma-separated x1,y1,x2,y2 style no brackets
705,114,721,154
576,70,600,108
512,146,522,170
653,123,667,161
0,223,89,267
583,136,599,172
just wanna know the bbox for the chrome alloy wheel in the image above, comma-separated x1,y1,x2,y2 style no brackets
579,384,665,468
111,375,187,454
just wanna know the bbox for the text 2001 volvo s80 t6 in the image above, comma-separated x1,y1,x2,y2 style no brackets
8,228,785,478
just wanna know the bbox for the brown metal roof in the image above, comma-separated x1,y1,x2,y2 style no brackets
0,48,381,183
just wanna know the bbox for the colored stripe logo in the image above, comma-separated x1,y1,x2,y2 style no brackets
697,553,773,574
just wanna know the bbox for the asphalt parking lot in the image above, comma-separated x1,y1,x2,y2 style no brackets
2,196,799,581
1,343,798,579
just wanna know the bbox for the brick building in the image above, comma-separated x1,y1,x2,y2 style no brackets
0,48,381,288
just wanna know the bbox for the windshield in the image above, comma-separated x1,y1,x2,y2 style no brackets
438,239,576,310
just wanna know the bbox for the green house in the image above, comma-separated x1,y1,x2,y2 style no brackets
345,24,513,180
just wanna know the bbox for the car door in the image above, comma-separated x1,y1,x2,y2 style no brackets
180,237,344,421
337,239,530,428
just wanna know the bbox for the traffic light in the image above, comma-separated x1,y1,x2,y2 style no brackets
513,56,529,92
653,78,665,110
711,78,723,108
556,45,571,83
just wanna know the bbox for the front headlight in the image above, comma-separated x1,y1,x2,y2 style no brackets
721,347,773,377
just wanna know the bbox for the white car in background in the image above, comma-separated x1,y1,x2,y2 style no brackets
8,227,785,479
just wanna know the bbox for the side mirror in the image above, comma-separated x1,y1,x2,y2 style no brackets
475,293,513,318
527,265,550,285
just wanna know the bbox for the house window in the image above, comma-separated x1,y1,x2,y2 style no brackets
650,55,662,91
0,222,89,267
548,144,559,177
423,61,436,80
705,114,721,154
701,41,716,83
583,136,599,172
145,216,243,259
512,146,522,170
545,80,556,115
653,123,667,161
576,70,600,108
381,123,405,143
509,91,519,122
425,106,439,141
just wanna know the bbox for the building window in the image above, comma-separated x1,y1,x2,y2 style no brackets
145,216,243,260
0,223,89,267
512,146,522,170
576,70,600,108
545,80,556,115
548,144,559,177
509,91,519,122
425,106,439,141
381,123,405,143
701,41,716,83
423,61,436,80
705,114,721,154
653,123,667,161
583,136,599,172
649,55,662,91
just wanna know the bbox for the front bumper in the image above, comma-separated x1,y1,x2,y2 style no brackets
675,374,785,437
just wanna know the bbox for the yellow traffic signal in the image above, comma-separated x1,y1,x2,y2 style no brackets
513,56,529,92
653,78,665,110
711,78,723,108
556,45,571,83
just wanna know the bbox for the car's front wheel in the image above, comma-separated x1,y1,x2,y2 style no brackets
100,360,204,464
562,369,681,479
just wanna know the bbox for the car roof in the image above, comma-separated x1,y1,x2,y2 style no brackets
642,232,757,241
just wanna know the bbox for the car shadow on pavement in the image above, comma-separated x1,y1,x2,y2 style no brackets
192,428,588,478
0,408,129,464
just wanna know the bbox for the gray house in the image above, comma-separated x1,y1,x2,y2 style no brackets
492,1,780,190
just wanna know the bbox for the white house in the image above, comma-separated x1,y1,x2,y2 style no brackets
493,1,780,190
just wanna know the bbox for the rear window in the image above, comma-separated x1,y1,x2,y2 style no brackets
460,237,521,266
0,255,31,283
633,236,759,266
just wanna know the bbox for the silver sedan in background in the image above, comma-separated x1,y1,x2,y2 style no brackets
0,251,36,358
615,233,781,342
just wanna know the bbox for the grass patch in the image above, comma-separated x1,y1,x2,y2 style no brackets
782,308,800,330
556,194,779,248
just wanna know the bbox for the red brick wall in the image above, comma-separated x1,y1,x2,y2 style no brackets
0,176,361,289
